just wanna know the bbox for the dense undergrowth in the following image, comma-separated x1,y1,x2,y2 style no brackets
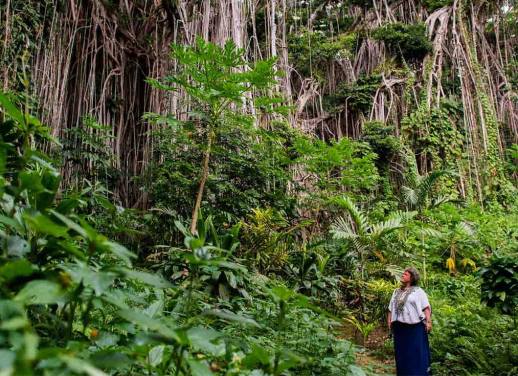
1,2,518,375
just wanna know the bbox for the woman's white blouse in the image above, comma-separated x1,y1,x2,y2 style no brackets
388,287,430,324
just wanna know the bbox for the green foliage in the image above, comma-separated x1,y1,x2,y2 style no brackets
2,3,517,372
372,22,432,61
293,136,379,200
330,196,410,279
361,121,401,167
423,0,454,12
62,116,116,190
401,169,459,212
0,93,172,374
0,1,54,91
326,75,382,115
239,208,296,273
288,29,357,80
505,144,518,177
146,120,295,237
0,94,362,375
402,100,464,175
479,255,518,315
428,274,518,375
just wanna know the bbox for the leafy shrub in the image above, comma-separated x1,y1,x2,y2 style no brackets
292,135,379,201
479,255,518,315
326,75,382,115
361,121,401,168
428,274,518,375
372,22,432,61
288,29,357,80
402,100,464,174
423,0,454,12
145,121,296,245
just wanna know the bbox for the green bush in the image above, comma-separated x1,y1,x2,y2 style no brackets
428,275,518,375
372,22,432,61
423,0,454,12
479,255,518,315
288,29,357,80
326,75,382,115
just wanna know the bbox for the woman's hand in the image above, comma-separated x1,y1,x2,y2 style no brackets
423,306,432,333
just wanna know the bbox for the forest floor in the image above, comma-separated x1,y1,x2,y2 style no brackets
341,324,396,375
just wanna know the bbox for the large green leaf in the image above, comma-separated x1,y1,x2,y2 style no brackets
64,263,116,296
0,350,16,370
186,359,214,376
15,280,65,305
0,214,24,234
147,345,164,367
116,309,181,342
0,93,25,125
24,211,68,237
187,326,225,356
60,355,108,376
120,268,173,288
0,259,35,282
99,241,135,266
202,309,260,328
50,210,87,238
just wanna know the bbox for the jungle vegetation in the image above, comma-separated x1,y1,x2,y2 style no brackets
0,0,517,375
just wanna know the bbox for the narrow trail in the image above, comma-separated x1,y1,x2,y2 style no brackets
341,324,396,375
355,349,396,376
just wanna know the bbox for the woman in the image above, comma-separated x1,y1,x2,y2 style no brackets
387,267,432,376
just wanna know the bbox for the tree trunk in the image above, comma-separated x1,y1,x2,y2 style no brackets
190,130,214,235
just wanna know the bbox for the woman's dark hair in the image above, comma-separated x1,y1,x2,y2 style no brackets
405,267,420,286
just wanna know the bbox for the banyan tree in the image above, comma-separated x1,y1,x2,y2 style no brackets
1,0,517,206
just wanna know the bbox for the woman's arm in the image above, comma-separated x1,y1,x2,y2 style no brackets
424,306,432,333
387,311,392,329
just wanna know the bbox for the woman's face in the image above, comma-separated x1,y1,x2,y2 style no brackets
401,270,412,284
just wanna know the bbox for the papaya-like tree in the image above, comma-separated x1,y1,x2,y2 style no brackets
148,38,279,234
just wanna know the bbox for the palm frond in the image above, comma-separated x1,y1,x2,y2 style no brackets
431,195,464,208
350,237,367,255
417,226,443,238
389,210,417,223
330,216,358,240
455,221,475,237
370,217,403,238
416,169,455,209
335,196,369,236
401,186,418,208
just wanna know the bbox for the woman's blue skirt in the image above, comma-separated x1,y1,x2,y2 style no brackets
392,321,431,376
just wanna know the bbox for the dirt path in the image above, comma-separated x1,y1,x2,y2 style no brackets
355,348,396,376
341,323,396,375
